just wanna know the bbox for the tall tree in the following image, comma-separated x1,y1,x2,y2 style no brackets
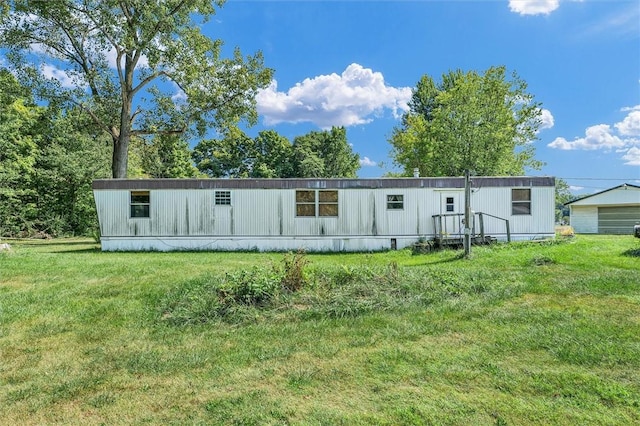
139,134,199,178
1,0,272,178
192,127,256,178
193,126,360,178
390,66,543,177
292,127,360,178
0,69,40,236
33,108,111,236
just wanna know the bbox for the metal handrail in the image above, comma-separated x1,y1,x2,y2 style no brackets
432,212,510,243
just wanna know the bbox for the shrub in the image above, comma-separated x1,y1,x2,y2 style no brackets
280,249,309,292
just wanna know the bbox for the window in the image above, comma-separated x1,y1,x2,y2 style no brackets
296,190,316,217
512,188,531,215
215,190,231,205
446,197,455,212
296,190,338,217
130,191,150,218
318,190,338,217
387,194,404,210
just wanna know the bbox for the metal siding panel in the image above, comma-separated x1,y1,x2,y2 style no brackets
94,179,556,247
94,190,130,236
233,190,282,235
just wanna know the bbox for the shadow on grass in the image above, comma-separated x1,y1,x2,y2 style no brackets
622,247,640,257
51,247,102,254
406,252,466,266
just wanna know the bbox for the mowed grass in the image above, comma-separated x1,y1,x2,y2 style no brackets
0,236,639,425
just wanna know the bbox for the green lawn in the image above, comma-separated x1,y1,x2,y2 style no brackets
1,236,639,425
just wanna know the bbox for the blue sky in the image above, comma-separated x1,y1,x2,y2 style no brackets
209,0,640,194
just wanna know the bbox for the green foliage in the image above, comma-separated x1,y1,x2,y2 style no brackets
139,134,200,178
1,0,273,177
162,251,311,324
32,109,111,236
390,66,544,176
555,178,574,223
0,69,40,235
0,69,110,237
280,249,310,291
193,126,360,178
292,126,360,178
193,127,285,178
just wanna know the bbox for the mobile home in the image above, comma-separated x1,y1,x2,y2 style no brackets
92,176,555,252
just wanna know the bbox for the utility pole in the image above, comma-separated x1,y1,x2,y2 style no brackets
464,169,471,258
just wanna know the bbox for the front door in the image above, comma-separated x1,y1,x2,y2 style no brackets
439,192,463,236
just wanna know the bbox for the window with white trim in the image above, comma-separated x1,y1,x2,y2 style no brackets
445,196,455,212
512,188,531,215
130,191,150,218
387,194,404,210
296,190,338,217
215,190,231,205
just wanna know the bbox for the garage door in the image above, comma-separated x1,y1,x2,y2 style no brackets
598,206,640,234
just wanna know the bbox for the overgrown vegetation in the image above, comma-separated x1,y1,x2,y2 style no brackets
1,235,639,425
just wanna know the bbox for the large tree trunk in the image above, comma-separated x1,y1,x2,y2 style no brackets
111,134,129,178
111,93,132,178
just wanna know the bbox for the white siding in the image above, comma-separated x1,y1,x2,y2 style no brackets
570,206,598,233
94,181,556,251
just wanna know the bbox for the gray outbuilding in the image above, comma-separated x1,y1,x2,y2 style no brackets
565,183,640,235
92,176,556,251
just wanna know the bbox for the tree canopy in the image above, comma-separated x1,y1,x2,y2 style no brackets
389,66,544,177
0,0,273,178
0,69,111,237
193,126,360,178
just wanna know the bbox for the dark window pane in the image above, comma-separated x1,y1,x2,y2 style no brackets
131,191,150,204
296,204,315,217
387,194,403,210
319,203,338,217
319,190,338,202
296,190,315,203
512,203,531,215
215,191,231,205
131,204,150,218
512,189,531,202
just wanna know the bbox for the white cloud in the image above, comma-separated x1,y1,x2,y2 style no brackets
548,124,625,151
42,64,76,89
359,156,377,167
621,105,640,112
569,185,584,191
256,63,412,129
509,0,559,16
105,46,149,70
539,108,554,130
615,109,640,136
548,106,640,167
170,82,187,103
621,147,640,166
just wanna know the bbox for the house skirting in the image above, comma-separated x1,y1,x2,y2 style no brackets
99,233,553,252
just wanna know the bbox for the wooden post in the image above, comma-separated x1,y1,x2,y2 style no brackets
464,169,471,258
